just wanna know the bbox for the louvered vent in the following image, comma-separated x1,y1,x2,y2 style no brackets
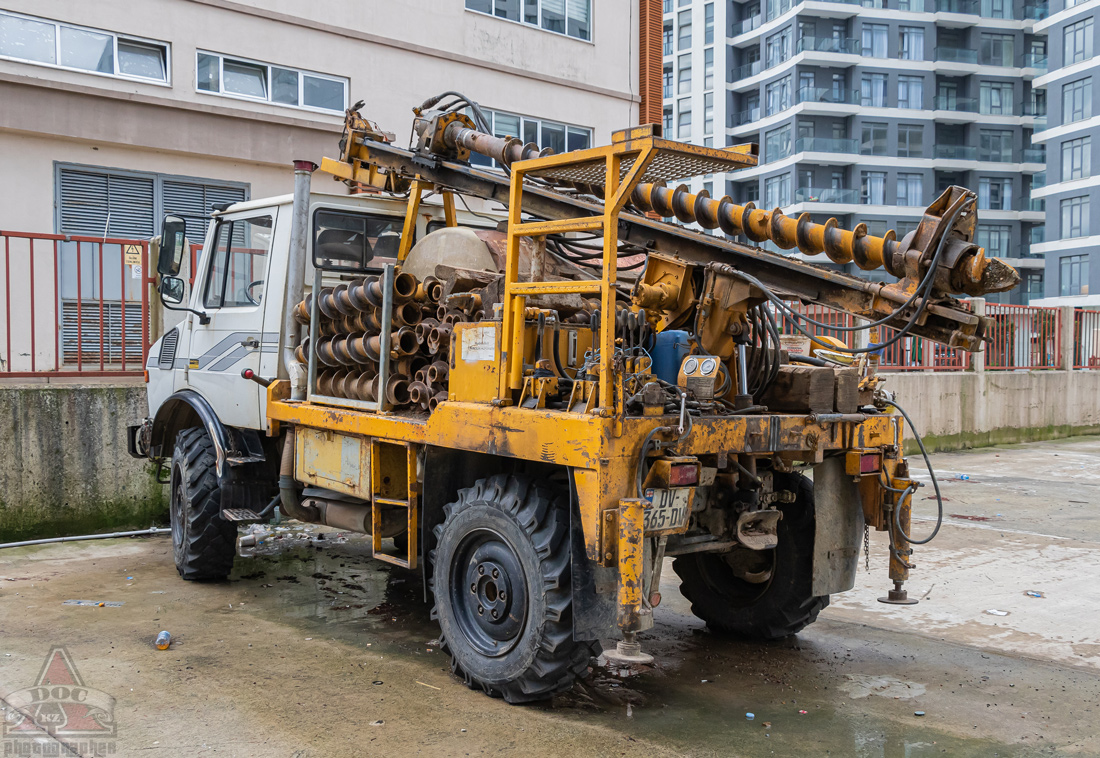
59,169,155,238
163,180,247,241
158,328,180,369
60,300,144,366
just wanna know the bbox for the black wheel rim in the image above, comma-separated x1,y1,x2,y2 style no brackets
448,527,528,657
171,475,185,547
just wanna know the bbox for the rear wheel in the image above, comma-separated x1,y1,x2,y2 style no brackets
170,427,236,581
431,474,599,703
673,472,827,640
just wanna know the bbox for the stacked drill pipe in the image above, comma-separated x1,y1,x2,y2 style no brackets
294,272,467,411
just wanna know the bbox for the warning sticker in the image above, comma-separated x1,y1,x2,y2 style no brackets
123,244,142,266
461,324,497,362
778,334,811,356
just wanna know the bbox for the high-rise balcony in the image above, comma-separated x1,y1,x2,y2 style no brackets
797,86,861,105
1022,53,1048,69
934,95,979,112
1023,3,1048,20
935,144,978,159
736,15,762,35
733,60,764,80
731,107,761,127
796,36,861,55
795,137,860,153
936,0,979,13
935,47,978,64
1023,147,1046,163
795,187,860,204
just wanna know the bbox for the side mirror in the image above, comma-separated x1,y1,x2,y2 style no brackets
160,276,185,304
158,215,187,276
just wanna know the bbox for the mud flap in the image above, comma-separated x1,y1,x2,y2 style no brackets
811,456,864,596
569,469,618,641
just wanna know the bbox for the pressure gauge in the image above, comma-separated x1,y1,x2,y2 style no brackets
700,358,717,375
683,357,699,375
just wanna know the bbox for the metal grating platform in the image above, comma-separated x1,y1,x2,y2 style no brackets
526,142,756,187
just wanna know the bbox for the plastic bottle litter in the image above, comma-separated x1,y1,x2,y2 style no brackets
956,474,970,480
746,712,755,721
155,631,171,650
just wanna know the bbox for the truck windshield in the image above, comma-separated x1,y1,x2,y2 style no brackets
203,215,273,308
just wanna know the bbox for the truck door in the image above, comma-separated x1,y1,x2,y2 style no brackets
184,209,277,429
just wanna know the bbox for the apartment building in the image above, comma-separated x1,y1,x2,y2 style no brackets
0,0,638,372
1030,0,1099,306
663,0,1049,302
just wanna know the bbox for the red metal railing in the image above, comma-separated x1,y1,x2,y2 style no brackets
984,303,1062,370
1073,309,1100,369
0,231,151,377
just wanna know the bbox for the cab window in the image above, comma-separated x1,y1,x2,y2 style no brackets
203,215,273,308
313,209,404,272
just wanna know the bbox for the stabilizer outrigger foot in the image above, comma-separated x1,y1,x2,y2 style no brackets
878,580,919,605
603,632,655,667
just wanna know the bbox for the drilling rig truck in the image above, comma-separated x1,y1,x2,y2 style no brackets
129,93,1018,703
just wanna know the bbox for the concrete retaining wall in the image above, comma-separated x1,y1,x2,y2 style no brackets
0,381,166,542
885,370,1100,453
2,370,1099,540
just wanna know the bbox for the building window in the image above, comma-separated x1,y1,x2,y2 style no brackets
976,225,1012,257
898,27,924,60
0,10,169,83
196,51,347,112
1064,18,1094,65
979,129,1014,162
860,122,887,155
766,0,793,22
1062,79,1093,124
978,177,1013,210
663,106,673,133
764,173,791,207
663,21,673,56
704,3,714,44
897,124,923,158
704,47,714,90
1061,196,1090,238
704,92,714,135
861,171,886,204
897,173,923,206
980,81,1014,115
1060,254,1089,296
765,76,792,115
678,97,691,138
1062,137,1092,182
469,108,592,167
979,33,1014,66
464,0,591,41
678,10,691,50
766,28,791,68
663,64,673,98
861,73,887,107
678,53,691,94
897,76,923,109
861,23,888,58
764,124,792,162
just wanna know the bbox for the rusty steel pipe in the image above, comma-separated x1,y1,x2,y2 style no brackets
415,318,439,344
384,373,410,405
428,391,447,412
426,360,449,384
394,301,423,328
408,380,432,407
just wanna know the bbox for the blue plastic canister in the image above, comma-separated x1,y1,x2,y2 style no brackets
652,330,692,385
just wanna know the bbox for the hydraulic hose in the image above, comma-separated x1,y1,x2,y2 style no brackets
888,399,943,546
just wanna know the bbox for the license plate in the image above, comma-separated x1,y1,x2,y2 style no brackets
643,488,691,534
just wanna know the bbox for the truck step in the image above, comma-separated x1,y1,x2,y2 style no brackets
222,508,263,522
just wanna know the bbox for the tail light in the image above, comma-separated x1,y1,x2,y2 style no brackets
669,463,698,486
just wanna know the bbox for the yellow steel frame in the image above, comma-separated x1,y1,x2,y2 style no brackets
396,180,459,262
498,140,658,412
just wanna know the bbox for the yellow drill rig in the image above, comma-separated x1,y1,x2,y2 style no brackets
142,92,1018,703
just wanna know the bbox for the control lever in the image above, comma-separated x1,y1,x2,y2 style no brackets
241,368,272,387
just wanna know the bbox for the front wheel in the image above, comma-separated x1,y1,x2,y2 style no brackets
672,472,828,640
431,474,599,703
169,427,236,581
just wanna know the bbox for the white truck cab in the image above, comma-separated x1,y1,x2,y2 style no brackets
145,191,498,436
